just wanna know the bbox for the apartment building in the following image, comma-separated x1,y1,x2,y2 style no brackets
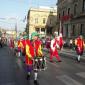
57,0,85,38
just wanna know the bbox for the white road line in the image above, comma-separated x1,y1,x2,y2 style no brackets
56,75,83,85
76,72,85,78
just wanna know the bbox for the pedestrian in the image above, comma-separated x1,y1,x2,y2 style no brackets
50,32,61,62
9,36,14,54
17,34,24,57
25,36,34,80
69,39,73,49
58,33,64,50
14,39,18,56
46,37,51,50
75,35,84,62
17,38,22,57
31,32,45,84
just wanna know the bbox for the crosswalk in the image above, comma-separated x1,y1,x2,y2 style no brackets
76,72,85,78
46,60,85,85
56,72,85,85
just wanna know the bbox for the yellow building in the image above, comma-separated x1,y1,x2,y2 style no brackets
26,7,57,38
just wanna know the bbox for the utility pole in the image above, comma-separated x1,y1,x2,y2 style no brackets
15,22,17,38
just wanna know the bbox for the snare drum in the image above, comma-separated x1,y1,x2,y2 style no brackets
33,56,46,71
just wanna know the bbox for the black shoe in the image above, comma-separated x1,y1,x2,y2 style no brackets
34,80,38,84
77,60,80,63
26,74,30,80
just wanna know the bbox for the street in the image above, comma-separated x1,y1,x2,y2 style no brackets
0,47,85,85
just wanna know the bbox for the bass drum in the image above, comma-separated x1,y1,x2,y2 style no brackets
33,56,46,71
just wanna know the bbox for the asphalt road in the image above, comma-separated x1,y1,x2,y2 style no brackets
0,47,85,85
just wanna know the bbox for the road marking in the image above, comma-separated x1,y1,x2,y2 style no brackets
56,75,83,85
76,72,85,78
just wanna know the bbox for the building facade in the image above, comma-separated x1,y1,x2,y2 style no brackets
57,0,85,39
26,7,57,38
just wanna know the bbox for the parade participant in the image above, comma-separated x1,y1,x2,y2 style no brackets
9,36,14,54
17,38,21,57
9,36,14,49
50,32,61,62
58,33,64,50
46,37,51,50
21,32,27,56
75,35,84,62
14,39,18,56
17,34,23,57
24,36,34,79
31,32,44,84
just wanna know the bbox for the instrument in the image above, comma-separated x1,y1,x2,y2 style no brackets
33,56,46,71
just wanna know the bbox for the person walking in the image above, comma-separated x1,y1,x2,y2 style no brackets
25,36,34,79
58,33,64,50
75,35,84,62
50,32,61,62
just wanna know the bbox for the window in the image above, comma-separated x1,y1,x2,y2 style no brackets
74,4,77,15
35,28,40,33
35,18,38,24
59,13,60,19
83,0,85,12
80,24,84,35
72,25,75,36
43,18,46,24
41,28,45,32
68,8,70,15
66,24,68,37
63,11,64,16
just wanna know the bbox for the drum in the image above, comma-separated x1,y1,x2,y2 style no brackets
33,56,46,71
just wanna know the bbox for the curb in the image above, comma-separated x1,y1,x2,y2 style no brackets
43,48,85,61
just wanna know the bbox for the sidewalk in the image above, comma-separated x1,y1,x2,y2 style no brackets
43,48,85,60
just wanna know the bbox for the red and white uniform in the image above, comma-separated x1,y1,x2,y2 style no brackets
25,39,34,65
9,38,14,49
58,33,64,50
50,37,61,62
76,37,84,55
32,39,43,57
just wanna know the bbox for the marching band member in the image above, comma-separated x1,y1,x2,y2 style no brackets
58,33,64,50
75,35,84,62
50,32,61,62
9,36,14,54
25,36,34,79
31,32,43,84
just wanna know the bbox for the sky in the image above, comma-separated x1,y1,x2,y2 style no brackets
0,0,57,32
